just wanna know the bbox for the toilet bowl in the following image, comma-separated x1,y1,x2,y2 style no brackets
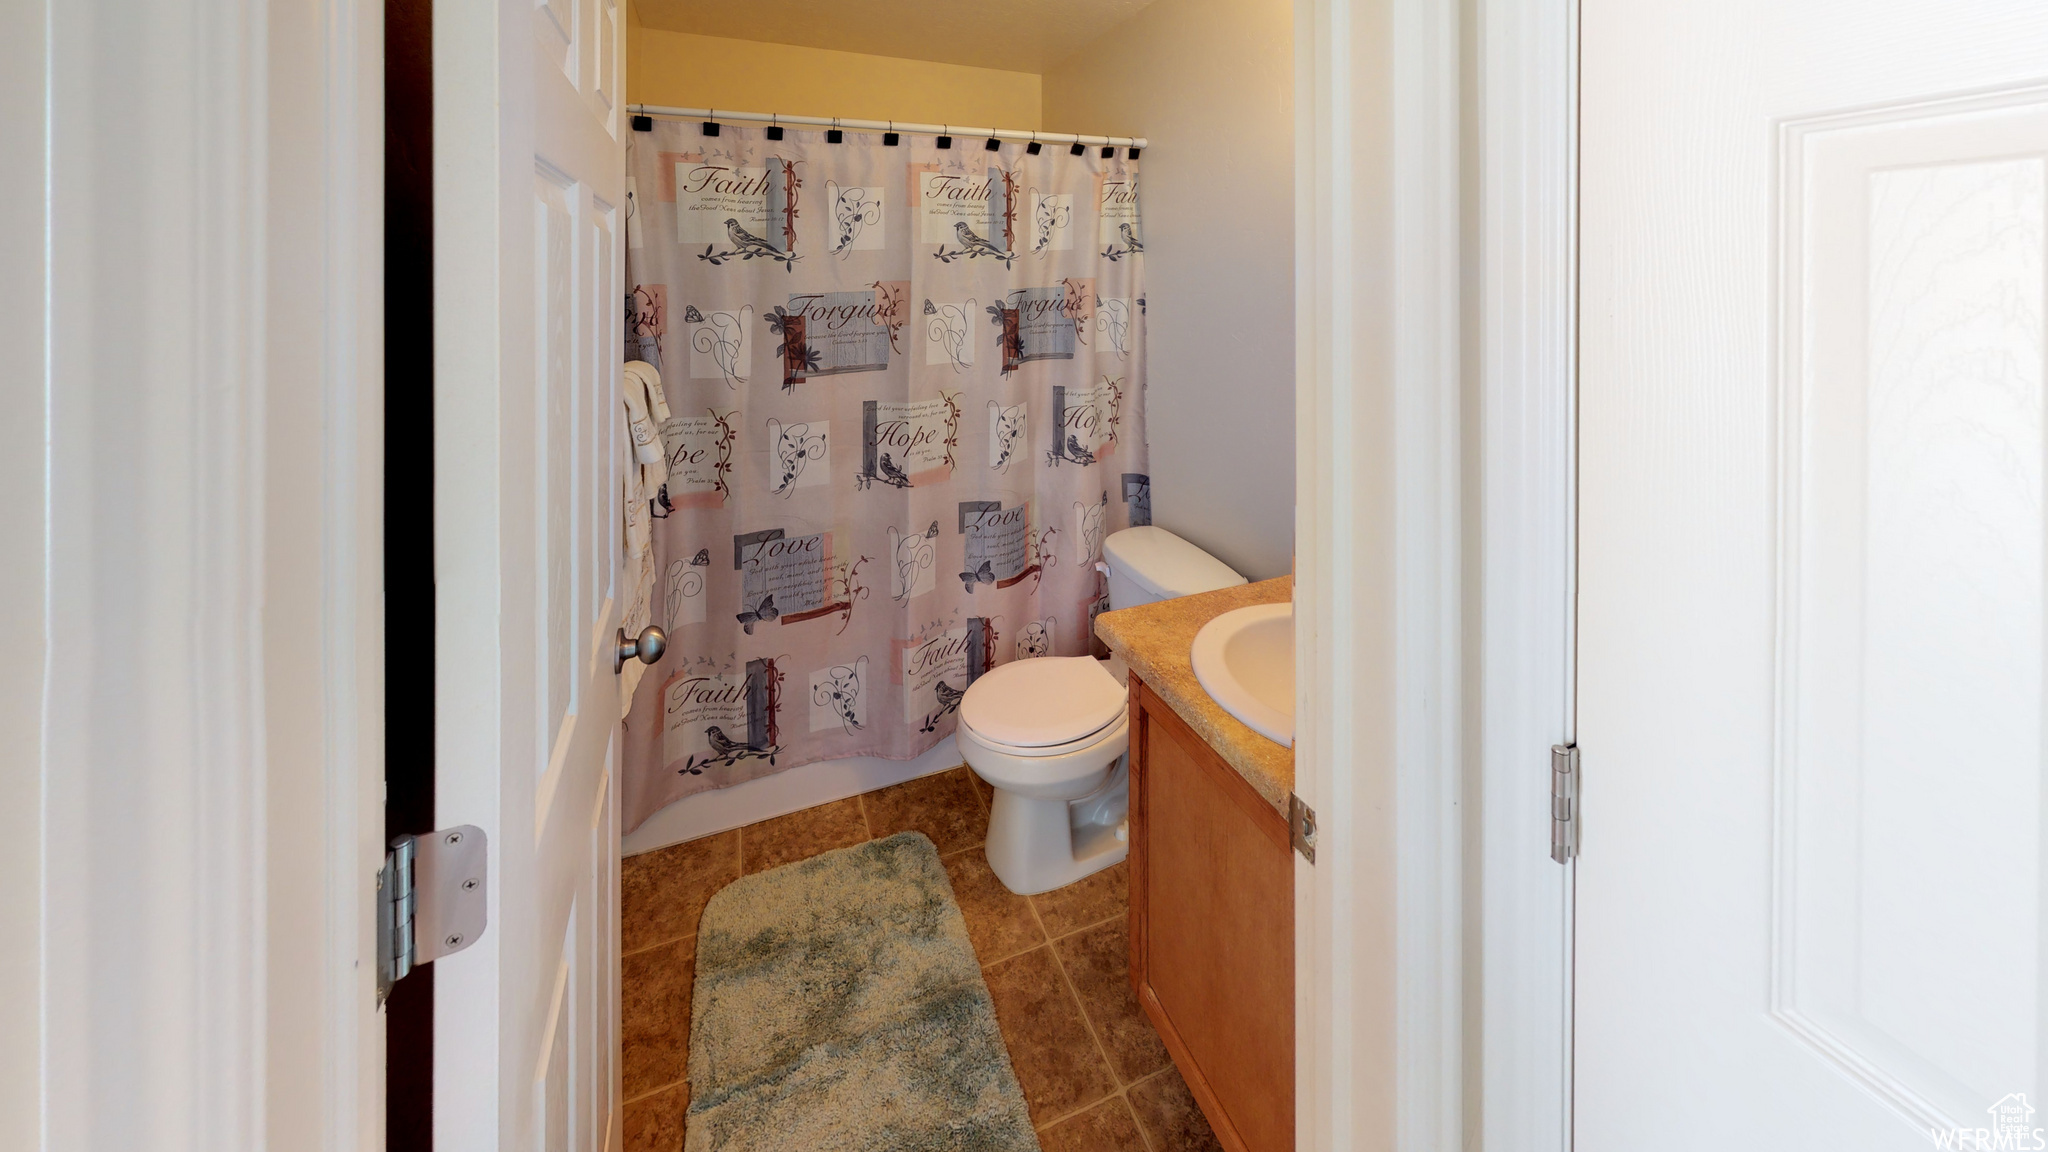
962,525,1247,895
961,657,1132,894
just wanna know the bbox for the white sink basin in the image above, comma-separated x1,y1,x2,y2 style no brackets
1189,603,1294,748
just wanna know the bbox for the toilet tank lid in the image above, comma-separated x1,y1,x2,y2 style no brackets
1102,526,1248,600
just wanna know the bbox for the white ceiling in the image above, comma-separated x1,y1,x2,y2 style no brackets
631,0,1160,73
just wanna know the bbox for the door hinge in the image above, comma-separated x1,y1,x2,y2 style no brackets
1289,792,1317,864
378,825,489,1003
1550,744,1579,863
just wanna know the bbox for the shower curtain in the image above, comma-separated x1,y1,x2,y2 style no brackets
620,119,1149,833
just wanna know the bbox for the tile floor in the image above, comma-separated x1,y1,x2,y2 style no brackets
619,764,1224,1152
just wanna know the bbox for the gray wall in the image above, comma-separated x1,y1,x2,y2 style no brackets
1043,0,1296,580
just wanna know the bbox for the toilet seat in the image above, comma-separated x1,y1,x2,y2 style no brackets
958,656,1127,749
959,708,1122,757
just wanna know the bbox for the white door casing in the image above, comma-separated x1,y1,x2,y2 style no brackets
13,2,387,1149
1579,1,2048,1145
1293,0,1467,1147
435,1,626,1149
1475,0,1577,1149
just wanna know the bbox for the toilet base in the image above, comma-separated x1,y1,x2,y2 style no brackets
984,757,1130,895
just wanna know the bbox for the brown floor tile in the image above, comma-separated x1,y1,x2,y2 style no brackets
1053,919,1171,1083
739,795,870,874
1127,1066,1224,1152
939,848,1045,964
622,1080,688,1152
861,766,989,855
1038,1093,1148,1152
966,766,995,810
622,938,694,1100
1032,860,1128,938
622,831,740,954
983,946,1119,1125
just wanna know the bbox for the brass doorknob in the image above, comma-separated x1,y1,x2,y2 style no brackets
615,625,667,671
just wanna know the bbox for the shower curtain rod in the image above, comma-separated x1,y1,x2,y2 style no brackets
626,104,1148,150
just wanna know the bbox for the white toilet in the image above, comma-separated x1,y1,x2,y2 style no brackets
962,526,1247,894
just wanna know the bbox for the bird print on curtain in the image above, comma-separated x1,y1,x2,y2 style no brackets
619,121,1149,832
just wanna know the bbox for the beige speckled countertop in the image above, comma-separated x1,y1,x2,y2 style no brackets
1095,576,1294,814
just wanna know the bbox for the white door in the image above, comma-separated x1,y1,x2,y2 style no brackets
1579,2,2048,1146
434,0,626,1149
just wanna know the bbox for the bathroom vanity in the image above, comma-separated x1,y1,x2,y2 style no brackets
1097,577,1295,1152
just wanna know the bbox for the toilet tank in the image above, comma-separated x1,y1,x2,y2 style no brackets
1101,526,1247,610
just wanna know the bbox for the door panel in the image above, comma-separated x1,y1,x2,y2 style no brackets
594,1,616,120
435,0,624,1146
1578,2,2048,1145
537,0,575,83
535,164,580,759
1781,95,2047,1123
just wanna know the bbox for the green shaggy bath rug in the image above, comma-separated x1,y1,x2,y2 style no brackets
686,831,1038,1152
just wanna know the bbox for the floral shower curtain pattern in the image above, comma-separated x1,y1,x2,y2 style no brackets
620,120,1149,833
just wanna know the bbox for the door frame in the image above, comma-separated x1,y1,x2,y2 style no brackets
1293,0,1575,1148
1292,0,1463,1142
1472,0,1577,1149
8,1,387,1148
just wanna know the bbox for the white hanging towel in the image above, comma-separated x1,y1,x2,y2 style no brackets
622,359,669,492
626,357,670,421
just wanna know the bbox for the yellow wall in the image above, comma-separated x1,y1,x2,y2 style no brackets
626,20,1041,130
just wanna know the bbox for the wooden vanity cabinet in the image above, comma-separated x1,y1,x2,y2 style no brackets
1127,676,1294,1152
